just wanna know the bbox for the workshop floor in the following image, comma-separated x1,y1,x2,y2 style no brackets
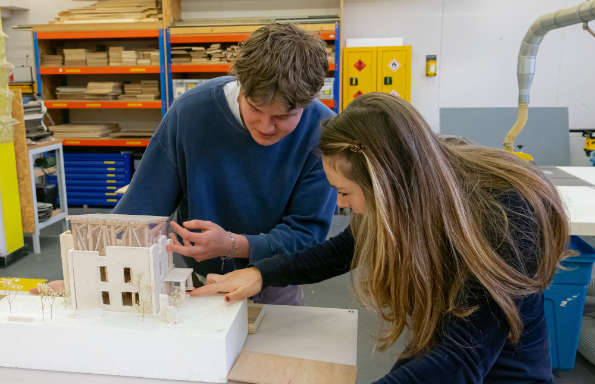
2,211,595,383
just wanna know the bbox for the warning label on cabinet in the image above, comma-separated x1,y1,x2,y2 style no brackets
388,59,400,72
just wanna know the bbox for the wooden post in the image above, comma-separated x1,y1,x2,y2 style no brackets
11,89,35,234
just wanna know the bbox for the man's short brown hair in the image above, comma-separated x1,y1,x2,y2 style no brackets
230,23,328,110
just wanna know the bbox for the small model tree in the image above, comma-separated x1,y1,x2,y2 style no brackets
0,279,22,314
37,283,64,320
132,273,152,319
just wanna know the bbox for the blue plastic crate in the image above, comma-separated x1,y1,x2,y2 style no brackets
63,173,128,181
65,166,130,176
544,236,595,370
63,152,132,161
67,197,121,207
67,185,121,193
46,174,127,188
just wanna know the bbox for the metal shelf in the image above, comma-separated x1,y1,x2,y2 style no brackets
45,100,162,109
171,63,335,73
62,139,150,147
36,30,160,40
40,66,161,75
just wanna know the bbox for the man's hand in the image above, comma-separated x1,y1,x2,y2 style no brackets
189,267,263,303
167,220,232,262
29,280,65,295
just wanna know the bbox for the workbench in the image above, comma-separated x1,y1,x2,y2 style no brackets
0,303,358,383
542,166,595,236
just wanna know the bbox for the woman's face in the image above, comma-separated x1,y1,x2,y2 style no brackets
322,156,367,215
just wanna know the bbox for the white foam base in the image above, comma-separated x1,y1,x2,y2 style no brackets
0,294,247,383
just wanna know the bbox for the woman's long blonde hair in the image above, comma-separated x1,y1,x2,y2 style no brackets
319,93,570,356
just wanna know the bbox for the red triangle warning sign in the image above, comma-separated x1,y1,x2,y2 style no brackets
354,60,366,72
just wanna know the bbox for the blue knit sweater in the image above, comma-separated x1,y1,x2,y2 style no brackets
113,76,337,275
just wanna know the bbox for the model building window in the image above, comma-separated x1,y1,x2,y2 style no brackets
123,267,131,283
134,292,140,306
99,266,108,282
122,292,133,306
102,291,110,305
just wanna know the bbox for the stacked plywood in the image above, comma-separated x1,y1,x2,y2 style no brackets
136,49,160,66
63,49,86,66
171,44,239,64
119,80,160,100
51,0,163,25
86,51,108,66
85,82,122,100
206,44,224,63
327,45,335,64
122,50,137,65
41,54,63,67
55,86,86,100
50,123,120,139
108,46,123,65
40,48,161,67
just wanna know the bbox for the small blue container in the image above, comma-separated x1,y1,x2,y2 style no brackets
544,235,595,370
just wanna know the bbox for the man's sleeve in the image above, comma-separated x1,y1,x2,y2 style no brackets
243,149,337,263
112,109,182,216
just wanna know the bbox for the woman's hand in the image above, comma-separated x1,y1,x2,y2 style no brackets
167,220,232,262
189,267,263,303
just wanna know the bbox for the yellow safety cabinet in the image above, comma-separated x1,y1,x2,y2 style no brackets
342,46,411,110
0,139,24,267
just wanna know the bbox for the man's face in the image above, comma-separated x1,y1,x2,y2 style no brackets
238,94,304,146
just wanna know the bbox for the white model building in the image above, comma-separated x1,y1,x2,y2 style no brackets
63,214,194,315
0,214,248,383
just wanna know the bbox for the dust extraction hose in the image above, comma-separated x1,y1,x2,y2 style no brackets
504,1,595,151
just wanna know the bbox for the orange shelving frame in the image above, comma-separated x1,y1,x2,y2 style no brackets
171,63,231,73
170,33,252,44
45,100,162,109
169,30,336,44
171,63,334,73
36,30,160,40
321,99,334,109
40,66,161,75
62,139,150,147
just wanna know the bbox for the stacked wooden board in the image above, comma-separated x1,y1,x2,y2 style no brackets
171,44,239,64
50,123,120,139
85,82,122,100
41,48,160,67
63,49,86,66
51,0,163,24
119,80,160,101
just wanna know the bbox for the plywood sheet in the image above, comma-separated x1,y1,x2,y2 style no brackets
11,89,35,234
228,350,357,384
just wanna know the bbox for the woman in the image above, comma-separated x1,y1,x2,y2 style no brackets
190,93,569,383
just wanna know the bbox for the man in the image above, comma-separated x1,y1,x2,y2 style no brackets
112,23,336,305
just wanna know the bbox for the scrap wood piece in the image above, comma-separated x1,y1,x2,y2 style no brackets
51,0,163,24
228,350,357,384
248,302,264,334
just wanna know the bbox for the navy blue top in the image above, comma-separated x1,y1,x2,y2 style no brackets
113,76,337,275
255,193,553,383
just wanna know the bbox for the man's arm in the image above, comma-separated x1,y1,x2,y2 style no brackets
112,110,182,216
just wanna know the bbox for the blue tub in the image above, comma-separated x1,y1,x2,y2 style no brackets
544,235,595,370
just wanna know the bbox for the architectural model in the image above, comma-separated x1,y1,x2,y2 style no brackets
0,214,248,383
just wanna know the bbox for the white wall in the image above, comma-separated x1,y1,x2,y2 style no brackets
182,0,339,19
3,0,593,134
2,1,93,80
343,0,595,133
